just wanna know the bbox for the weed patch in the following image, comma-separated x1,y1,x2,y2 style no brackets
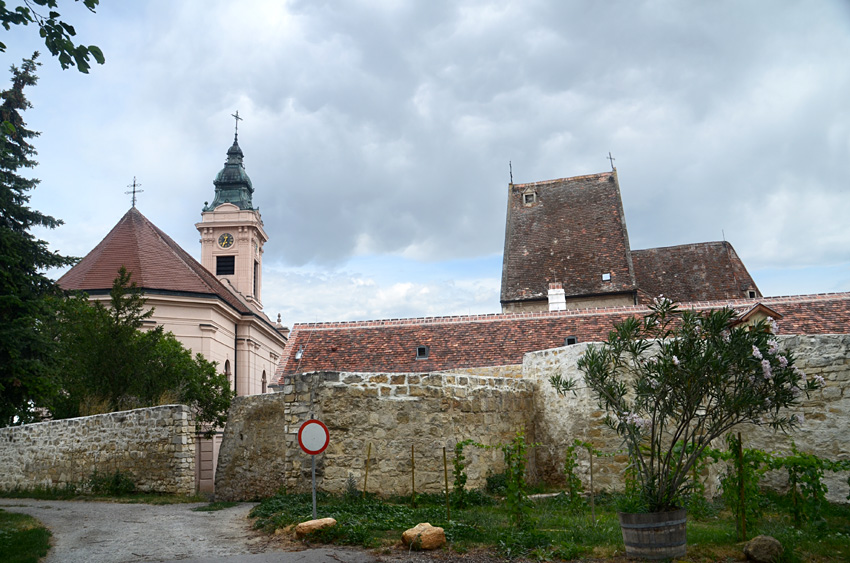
192,501,240,512
251,488,850,561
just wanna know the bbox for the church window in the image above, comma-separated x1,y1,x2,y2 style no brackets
415,345,429,360
217,255,235,275
565,336,578,346
224,360,233,391
253,260,259,296
262,370,267,394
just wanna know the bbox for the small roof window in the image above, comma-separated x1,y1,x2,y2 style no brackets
565,336,578,346
415,345,429,360
601,272,611,281
522,191,538,206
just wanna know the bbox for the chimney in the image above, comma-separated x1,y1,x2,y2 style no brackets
548,282,566,312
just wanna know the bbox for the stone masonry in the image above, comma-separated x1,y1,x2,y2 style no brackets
216,335,848,503
215,371,535,501
526,335,850,503
0,405,196,495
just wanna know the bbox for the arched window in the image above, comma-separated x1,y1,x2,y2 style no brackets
261,370,267,394
224,360,233,390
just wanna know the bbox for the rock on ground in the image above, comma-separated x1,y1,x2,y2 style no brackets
296,517,338,538
744,534,783,563
402,523,446,551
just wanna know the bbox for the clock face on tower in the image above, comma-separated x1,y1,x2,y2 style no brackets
218,232,234,248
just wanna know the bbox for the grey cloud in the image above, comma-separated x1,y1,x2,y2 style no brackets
16,0,850,285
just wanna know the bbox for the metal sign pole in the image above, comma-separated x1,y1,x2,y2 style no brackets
298,419,329,522
312,454,317,520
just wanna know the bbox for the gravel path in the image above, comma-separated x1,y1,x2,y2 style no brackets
0,498,374,563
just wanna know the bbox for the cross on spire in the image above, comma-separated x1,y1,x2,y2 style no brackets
125,177,143,208
607,151,616,171
232,110,243,141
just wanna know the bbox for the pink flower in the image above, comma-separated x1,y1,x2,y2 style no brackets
778,356,788,368
752,346,763,360
767,317,779,333
621,412,651,430
761,359,772,379
814,374,825,385
672,355,680,366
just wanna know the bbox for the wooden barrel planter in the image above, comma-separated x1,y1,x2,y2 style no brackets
618,508,687,560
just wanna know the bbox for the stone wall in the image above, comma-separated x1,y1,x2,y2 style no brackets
527,343,630,493
0,405,196,495
215,371,536,501
439,365,523,378
741,335,850,503
525,335,850,503
217,335,849,503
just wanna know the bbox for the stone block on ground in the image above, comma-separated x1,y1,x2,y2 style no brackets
295,517,337,538
402,522,446,550
744,535,783,563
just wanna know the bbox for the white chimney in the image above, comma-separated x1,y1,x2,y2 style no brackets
548,282,566,311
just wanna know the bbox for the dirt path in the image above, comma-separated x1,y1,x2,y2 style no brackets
1,498,520,563
0,498,309,562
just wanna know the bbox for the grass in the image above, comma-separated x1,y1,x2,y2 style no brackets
0,509,51,563
0,483,206,505
192,501,240,512
250,489,850,561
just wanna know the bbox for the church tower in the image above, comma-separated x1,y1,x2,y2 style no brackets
196,119,268,308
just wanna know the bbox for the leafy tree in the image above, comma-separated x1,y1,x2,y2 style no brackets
1,0,104,73
551,297,822,513
52,267,234,433
0,52,76,426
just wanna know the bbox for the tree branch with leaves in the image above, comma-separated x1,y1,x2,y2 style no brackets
1,0,104,73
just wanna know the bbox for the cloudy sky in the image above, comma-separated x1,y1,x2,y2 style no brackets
4,0,849,327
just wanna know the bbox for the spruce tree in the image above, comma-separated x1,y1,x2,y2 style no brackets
0,53,76,425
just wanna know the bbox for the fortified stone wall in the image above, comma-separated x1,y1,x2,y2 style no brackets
741,335,850,503
215,371,536,501
527,343,630,493
525,335,850,503
439,365,523,378
217,335,848,503
0,405,196,495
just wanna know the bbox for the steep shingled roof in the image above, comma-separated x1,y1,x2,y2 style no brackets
500,171,636,304
276,293,850,379
58,207,263,320
632,242,761,304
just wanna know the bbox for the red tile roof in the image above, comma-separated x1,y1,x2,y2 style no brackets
500,171,636,304
277,292,850,379
58,207,271,325
632,242,761,303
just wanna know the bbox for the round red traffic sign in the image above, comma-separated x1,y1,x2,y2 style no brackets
298,419,330,455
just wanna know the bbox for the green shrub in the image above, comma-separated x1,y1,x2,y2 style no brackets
485,472,507,496
562,442,584,507
87,470,136,496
